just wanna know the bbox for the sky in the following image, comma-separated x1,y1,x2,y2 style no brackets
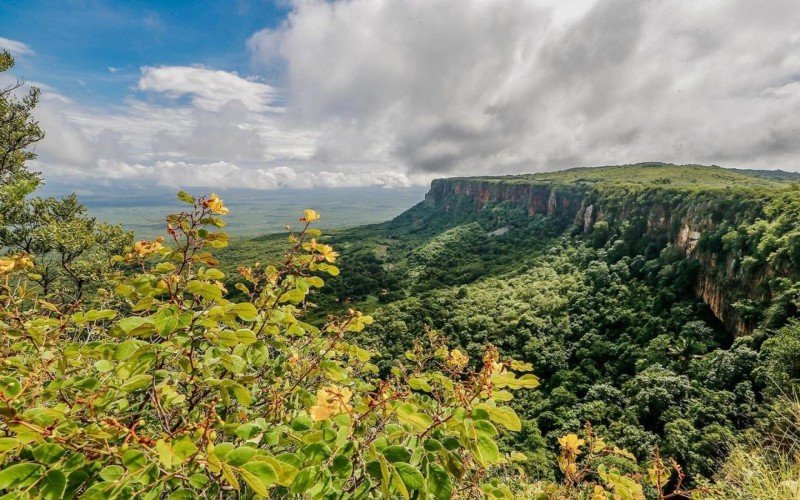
1,0,800,194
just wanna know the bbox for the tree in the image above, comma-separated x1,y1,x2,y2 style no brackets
0,50,44,222
0,51,131,304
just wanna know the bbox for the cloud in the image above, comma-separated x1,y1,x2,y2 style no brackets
14,0,800,193
0,37,34,57
25,66,416,191
250,0,800,174
68,159,414,190
138,66,278,112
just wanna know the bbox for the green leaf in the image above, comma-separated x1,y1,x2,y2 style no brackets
235,424,260,440
226,381,252,406
279,288,306,304
0,377,21,398
168,489,194,500
493,372,539,389
476,404,522,432
395,404,432,432
114,339,145,360
240,462,276,496
99,465,124,481
220,354,247,374
307,276,324,288
173,437,198,462
230,303,258,322
0,462,45,490
0,438,19,452
473,435,501,466
154,306,181,336
391,466,410,500
221,463,240,491
226,447,258,466
32,443,65,464
187,280,223,302
330,455,352,479
177,191,195,204
122,450,147,470
213,442,236,459
423,439,443,452
218,330,239,347
81,481,116,500
235,329,257,345
408,377,432,392
427,463,453,500
40,470,66,500
394,463,424,491
382,445,411,463
156,439,176,469
120,374,153,392
188,474,209,489
320,360,347,381
118,316,153,334
474,419,498,437
290,466,319,494
291,414,312,432
94,360,114,373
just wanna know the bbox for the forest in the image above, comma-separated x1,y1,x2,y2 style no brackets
218,163,800,496
4,48,800,499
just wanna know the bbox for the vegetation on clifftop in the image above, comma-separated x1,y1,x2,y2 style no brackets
444,162,791,192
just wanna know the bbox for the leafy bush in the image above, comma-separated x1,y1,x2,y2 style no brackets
0,194,546,498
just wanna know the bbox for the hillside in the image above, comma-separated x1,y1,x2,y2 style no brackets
220,163,800,485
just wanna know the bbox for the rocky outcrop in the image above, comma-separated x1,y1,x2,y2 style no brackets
583,204,594,233
424,177,769,337
425,178,585,218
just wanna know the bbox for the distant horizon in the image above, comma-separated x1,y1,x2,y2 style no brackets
35,161,800,199
74,185,428,239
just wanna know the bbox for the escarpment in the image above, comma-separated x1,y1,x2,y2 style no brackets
424,174,784,336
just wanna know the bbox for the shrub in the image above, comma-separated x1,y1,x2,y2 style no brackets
0,193,542,499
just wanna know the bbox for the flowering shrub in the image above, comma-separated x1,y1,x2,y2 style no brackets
0,193,542,499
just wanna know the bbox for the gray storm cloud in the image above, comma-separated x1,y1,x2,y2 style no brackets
251,0,800,175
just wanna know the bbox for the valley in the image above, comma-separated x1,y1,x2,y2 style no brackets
220,163,800,485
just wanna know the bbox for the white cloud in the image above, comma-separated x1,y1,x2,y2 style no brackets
0,37,34,57
72,159,415,190
137,66,278,112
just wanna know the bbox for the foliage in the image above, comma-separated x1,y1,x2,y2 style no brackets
0,195,131,303
446,162,789,192
0,50,44,224
706,399,800,500
0,195,550,498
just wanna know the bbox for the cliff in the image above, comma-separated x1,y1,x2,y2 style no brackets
423,167,788,337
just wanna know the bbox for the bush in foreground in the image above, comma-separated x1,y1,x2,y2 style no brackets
0,193,543,499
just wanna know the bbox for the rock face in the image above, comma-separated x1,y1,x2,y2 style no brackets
425,178,585,217
424,177,769,337
583,204,594,233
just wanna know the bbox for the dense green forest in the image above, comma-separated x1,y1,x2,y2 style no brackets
218,163,800,494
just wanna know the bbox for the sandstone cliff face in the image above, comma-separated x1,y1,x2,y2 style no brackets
425,179,584,217
425,178,767,336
